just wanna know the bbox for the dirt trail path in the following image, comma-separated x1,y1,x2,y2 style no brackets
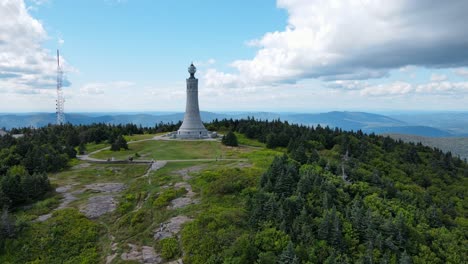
140,161,167,184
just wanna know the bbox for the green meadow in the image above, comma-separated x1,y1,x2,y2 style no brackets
90,140,251,160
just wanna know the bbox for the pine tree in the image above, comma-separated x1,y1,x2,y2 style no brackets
308,149,320,163
0,207,15,238
330,207,343,249
278,241,299,264
291,143,307,164
399,251,411,264
222,130,238,147
78,143,86,155
318,210,331,240
111,135,128,151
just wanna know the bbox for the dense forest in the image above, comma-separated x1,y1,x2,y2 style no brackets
0,123,153,209
0,119,466,263
195,118,467,263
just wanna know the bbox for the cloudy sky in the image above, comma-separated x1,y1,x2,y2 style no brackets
1,0,468,113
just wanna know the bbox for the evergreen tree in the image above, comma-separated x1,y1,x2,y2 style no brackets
222,131,238,147
290,143,308,164
278,241,299,264
399,251,411,264
111,135,128,151
0,207,15,238
78,143,86,155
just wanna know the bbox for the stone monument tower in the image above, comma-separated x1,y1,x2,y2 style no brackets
177,63,208,138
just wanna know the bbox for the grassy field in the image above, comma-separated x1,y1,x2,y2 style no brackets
90,140,252,160
82,134,159,154
5,136,278,263
235,132,266,147
84,142,109,153
124,133,160,141
50,162,149,187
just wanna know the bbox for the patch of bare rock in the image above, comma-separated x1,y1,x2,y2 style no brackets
79,182,126,218
84,182,126,193
154,215,192,240
72,162,91,169
150,161,168,173
168,182,199,209
120,243,162,264
80,195,117,218
36,185,80,222
166,259,184,264
174,165,204,180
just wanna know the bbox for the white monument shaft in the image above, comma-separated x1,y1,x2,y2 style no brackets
177,64,208,138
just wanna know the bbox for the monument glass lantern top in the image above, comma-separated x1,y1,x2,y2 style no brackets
188,63,196,77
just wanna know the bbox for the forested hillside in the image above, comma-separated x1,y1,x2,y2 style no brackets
386,133,468,160
0,119,466,263
196,118,467,263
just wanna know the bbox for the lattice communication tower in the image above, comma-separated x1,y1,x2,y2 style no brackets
56,49,65,125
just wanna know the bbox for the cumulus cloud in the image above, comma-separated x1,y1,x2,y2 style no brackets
328,79,468,97
360,82,414,97
0,0,71,95
415,81,468,95
430,74,447,82
205,0,468,88
454,68,468,78
79,81,135,95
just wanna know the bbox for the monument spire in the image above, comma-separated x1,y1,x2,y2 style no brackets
177,63,208,138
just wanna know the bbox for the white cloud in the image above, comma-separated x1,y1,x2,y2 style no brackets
203,69,241,88
324,80,368,91
205,0,468,88
0,0,71,96
331,80,468,97
454,68,468,78
415,81,468,95
430,73,447,82
360,82,413,97
79,81,135,95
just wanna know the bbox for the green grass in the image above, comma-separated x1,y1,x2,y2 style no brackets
51,163,148,187
14,195,61,219
240,148,282,169
82,134,160,154
235,133,266,148
85,142,109,153
7,138,271,263
125,133,159,141
90,140,253,161
1,209,100,264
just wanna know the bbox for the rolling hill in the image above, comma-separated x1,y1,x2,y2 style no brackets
1,111,466,138
386,133,468,159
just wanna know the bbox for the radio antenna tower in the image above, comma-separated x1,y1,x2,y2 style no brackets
56,49,65,125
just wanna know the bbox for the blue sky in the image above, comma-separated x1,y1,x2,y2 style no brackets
1,0,468,112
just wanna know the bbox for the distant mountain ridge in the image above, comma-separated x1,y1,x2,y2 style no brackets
386,133,468,159
0,111,466,137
